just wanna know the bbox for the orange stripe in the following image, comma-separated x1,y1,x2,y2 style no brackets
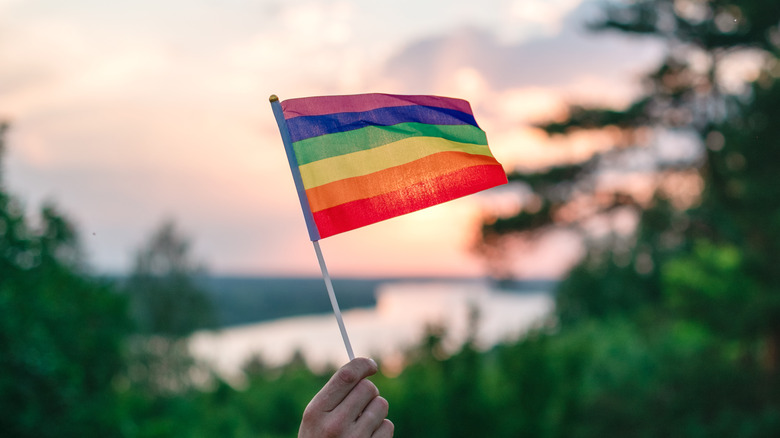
312,164,508,238
305,151,502,213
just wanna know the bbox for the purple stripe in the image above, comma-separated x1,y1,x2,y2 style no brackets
281,93,474,119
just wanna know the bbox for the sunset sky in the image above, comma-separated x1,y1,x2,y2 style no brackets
1,0,665,278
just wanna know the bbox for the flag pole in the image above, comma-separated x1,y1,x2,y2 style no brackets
270,94,355,361
312,240,355,361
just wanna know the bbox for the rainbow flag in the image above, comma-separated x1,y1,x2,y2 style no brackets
274,93,507,240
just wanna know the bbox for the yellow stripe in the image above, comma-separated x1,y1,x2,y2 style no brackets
299,136,495,189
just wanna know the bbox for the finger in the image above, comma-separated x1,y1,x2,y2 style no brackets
338,378,380,422
353,395,389,432
311,357,378,412
371,419,394,438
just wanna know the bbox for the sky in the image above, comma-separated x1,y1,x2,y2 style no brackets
0,0,665,278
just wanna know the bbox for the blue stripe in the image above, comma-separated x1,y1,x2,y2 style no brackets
285,105,479,143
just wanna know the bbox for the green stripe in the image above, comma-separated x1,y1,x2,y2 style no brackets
292,122,487,165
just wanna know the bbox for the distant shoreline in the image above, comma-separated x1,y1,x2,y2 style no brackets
105,274,557,328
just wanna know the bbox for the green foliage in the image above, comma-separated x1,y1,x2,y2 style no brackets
126,220,215,337
540,99,652,135
375,324,492,438
119,220,218,400
662,241,761,339
239,357,328,438
476,0,780,436
0,130,132,437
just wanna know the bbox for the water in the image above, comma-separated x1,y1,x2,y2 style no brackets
190,280,554,381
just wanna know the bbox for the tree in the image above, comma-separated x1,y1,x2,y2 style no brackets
479,0,780,334
0,123,132,438
122,220,215,396
476,0,780,434
126,220,214,337
0,121,8,182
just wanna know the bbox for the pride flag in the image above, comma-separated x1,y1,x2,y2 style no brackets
273,93,507,240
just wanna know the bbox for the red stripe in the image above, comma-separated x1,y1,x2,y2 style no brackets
312,164,507,238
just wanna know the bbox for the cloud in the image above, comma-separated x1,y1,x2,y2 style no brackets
0,0,668,277
381,6,663,101
499,0,584,42
374,0,664,172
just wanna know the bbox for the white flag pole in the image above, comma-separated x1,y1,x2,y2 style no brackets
312,240,355,361
270,94,355,361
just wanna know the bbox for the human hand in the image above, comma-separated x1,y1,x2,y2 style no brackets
298,357,394,438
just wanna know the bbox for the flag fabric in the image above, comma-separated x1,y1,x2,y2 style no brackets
277,93,507,240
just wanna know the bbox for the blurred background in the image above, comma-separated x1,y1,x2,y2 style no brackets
2,0,779,437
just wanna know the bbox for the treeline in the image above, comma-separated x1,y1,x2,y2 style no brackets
198,276,380,326
193,276,556,328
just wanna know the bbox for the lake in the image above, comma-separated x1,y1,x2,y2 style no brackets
190,279,554,382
